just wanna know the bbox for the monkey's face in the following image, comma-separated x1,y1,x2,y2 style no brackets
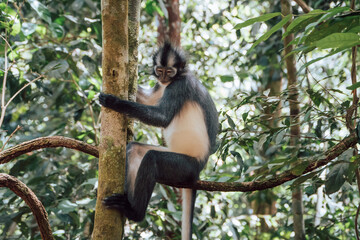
154,66,177,84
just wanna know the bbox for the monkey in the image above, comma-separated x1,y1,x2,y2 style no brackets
99,42,218,240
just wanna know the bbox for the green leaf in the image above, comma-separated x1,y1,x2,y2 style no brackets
226,114,236,129
248,14,292,52
315,33,360,49
242,112,248,122
28,0,52,24
303,7,350,35
291,161,309,176
283,10,325,38
317,7,350,23
220,75,234,82
346,82,360,90
22,22,37,36
292,171,318,186
10,22,21,36
305,17,355,45
325,163,349,194
231,151,244,175
234,12,281,30
50,23,65,38
42,59,69,78
87,90,96,100
348,26,360,33
275,130,285,145
58,200,78,214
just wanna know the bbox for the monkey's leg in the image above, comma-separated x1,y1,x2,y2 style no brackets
127,150,201,222
103,142,167,221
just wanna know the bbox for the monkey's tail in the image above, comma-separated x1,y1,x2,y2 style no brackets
181,188,196,240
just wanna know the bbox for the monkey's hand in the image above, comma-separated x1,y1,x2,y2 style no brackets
99,92,119,109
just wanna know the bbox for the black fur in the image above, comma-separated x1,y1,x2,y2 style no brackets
99,73,218,152
100,43,218,237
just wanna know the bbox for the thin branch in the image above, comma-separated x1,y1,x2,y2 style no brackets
0,136,98,164
72,79,99,145
5,74,43,110
293,0,311,13
1,35,9,129
0,74,43,128
356,201,360,240
0,125,22,151
0,173,54,240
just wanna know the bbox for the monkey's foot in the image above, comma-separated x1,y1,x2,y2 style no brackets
102,193,143,222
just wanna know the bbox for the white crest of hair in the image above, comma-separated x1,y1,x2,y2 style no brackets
181,188,193,240
155,49,162,66
167,50,176,67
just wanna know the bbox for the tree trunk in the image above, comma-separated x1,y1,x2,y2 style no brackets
281,0,305,239
127,0,141,141
92,0,128,238
157,0,181,47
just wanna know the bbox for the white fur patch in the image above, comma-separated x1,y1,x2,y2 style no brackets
127,144,168,196
163,101,209,159
155,50,162,66
136,85,166,106
181,188,192,240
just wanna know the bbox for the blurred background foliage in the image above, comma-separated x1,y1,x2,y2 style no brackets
1,0,360,239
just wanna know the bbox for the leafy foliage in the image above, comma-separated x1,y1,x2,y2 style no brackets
1,0,360,239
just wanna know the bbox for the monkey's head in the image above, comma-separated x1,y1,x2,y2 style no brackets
152,42,187,85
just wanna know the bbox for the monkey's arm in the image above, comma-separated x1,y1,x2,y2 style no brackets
99,92,173,127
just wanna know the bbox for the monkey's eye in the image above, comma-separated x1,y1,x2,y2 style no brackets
166,67,177,77
154,66,164,76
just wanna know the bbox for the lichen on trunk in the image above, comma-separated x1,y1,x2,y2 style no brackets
92,0,129,238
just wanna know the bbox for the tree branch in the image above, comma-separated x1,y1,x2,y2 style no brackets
0,173,54,240
0,133,357,192
0,136,98,164
293,0,311,13
159,132,358,191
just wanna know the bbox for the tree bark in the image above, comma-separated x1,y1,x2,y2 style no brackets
0,174,54,240
92,0,128,238
127,0,141,142
157,0,181,46
281,0,305,239
0,136,98,164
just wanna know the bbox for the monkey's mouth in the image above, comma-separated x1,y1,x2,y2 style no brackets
159,76,170,84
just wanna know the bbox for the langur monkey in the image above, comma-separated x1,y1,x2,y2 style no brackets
99,42,218,240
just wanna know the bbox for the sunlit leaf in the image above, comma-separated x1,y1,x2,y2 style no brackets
248,14,292,52
28,0,52,24
234,12,281,30
346,82,360,90
226,114,236,129
22,22,37,36
58,200,78,214
220,75,234,82
283,9,325,38
315,33,360,49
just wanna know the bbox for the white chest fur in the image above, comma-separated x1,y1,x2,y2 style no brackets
163,101,209,160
